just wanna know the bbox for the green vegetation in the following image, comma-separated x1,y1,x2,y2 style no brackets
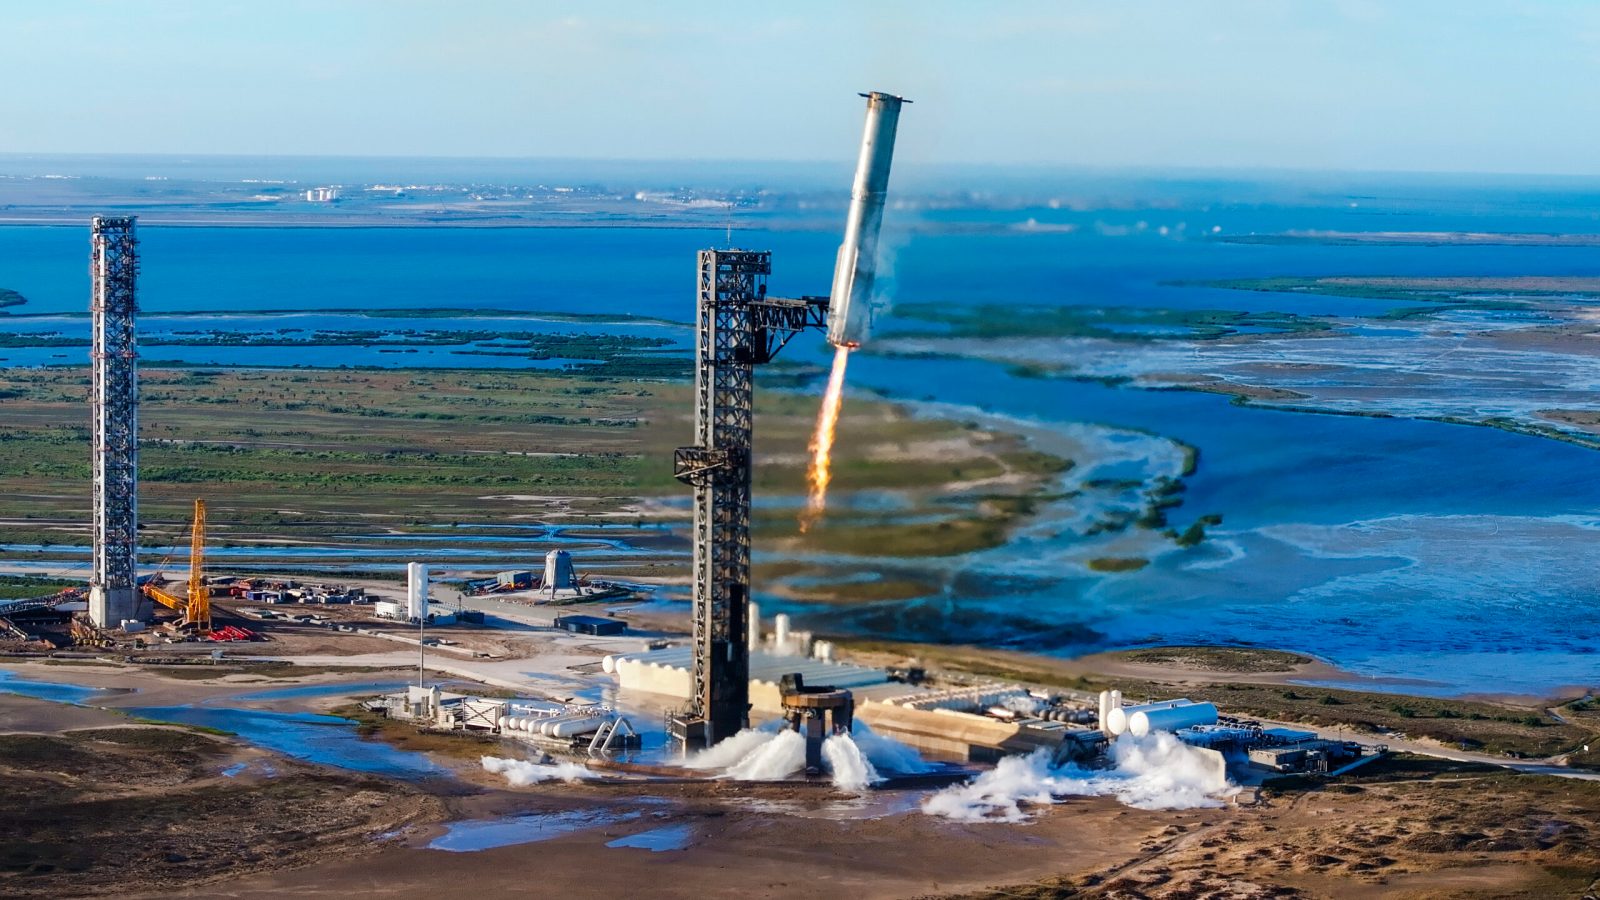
1,305,687,326
1086,557,1148,573
764,515,1014,558
1168,513,1221,548
888,302,1331,341
1117,645,1311,673
0,575,76,601
331,702,501,762
1189,276,1584,318
0,288,24,310
0,366,1069,568
802,578,941,603
20,327,695,378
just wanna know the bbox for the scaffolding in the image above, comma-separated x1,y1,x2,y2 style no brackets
88,216,145,628
669,250,827,746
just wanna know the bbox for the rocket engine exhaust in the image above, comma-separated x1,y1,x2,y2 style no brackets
802,91,907,533
825,91,906,349
800,344,851,533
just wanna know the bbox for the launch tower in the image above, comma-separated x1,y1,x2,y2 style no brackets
88,216,146,627
669,251,827,746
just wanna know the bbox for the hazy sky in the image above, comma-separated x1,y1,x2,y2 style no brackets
5,1,1600,175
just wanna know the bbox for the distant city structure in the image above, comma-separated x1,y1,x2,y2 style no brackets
88,216,146,628
304,187,339,202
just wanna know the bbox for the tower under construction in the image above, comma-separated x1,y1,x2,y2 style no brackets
88,216,146,628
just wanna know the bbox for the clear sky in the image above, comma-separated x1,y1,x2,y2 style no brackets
4,1,1600,175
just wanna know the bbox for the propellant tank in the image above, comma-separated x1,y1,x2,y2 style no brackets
825,91,908,348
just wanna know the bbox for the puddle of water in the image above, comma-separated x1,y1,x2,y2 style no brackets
605,823,693,852
128,705,441,779
0,669,113,705
427,809,640,852
221,763,248,777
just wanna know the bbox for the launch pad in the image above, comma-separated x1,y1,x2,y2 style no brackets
668,92,907,748
667,250,829,746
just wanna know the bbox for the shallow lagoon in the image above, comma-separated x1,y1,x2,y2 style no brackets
3,214,1599,693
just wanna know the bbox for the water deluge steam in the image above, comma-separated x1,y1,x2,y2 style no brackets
482,756,594,786
922,733,1235,822
681,721,926,790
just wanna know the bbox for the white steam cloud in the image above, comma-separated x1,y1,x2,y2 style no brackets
481,755,593,787
680,722,928,791
923,734,1235,823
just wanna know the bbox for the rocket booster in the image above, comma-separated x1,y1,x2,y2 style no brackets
825,91,906,349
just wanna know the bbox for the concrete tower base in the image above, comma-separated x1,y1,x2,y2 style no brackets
89,585,147,629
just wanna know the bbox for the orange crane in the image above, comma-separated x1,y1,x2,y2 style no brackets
143,499,211,633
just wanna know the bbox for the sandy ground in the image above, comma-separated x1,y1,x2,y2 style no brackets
6,654,1600,898
0,691,442,899
146,786,1199,900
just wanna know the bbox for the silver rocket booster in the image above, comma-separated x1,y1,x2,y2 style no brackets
825,91,906,348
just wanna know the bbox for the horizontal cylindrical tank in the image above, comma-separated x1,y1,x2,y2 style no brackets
1129,702,1219,737
825,91,907,348
1105,699,1190,736
538,713,582,736
547,715,608,738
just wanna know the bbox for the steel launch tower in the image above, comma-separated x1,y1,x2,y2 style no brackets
670,251,827,746
668,92,906,749
88,216,146,628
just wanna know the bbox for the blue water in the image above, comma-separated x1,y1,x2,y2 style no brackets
0,669,112,704
5,188,1600,692
428,809,639,852
851,354,1600,529
127,705,442,778
606,823,693,852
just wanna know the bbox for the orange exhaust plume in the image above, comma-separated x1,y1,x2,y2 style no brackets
799,345,852,533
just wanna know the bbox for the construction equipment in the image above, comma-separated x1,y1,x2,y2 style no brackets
69,617,114,649
143,499,211,633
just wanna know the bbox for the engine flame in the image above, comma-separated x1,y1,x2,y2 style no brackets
799,345,852,533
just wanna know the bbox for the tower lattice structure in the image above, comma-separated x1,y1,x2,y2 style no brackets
670,249,828,746
88,216,146,627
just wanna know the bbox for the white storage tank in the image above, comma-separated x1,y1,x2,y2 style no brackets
1129,701,1219,737
406,562,430,620
1105,699,1190,736
547,714,607,738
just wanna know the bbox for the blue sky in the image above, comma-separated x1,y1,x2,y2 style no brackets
4,1,1600,175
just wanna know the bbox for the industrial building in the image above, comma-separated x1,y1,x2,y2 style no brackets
373,685,639,753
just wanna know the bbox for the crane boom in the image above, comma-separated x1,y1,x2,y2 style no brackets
188,499,209,632
140,499,210,633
